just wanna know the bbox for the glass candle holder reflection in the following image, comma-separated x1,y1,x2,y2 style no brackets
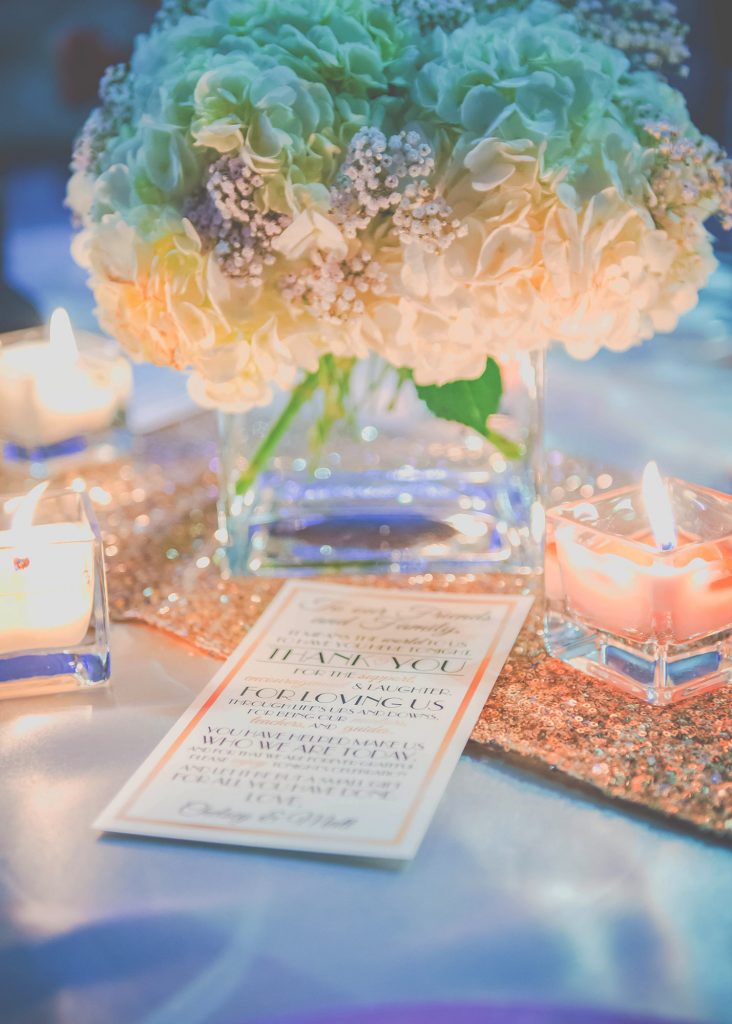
545,463,732,706
0,483,111,699
0,309,132,474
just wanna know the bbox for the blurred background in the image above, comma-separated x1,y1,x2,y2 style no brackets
0,0,730,477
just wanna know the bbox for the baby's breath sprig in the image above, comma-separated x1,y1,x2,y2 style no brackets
558,0,689,74
642,121,732,232
383,0,689,75
330,127,435,237
71,63,133,176
98,63,132,112
393,184,468,255
186,155,291,281
280,250,388,325
330,127,465,255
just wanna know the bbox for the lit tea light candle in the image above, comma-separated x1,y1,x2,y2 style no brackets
0,482,95,656
545,463,732,705
0,308,132,453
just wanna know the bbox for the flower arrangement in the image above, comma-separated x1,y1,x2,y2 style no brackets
69,0,731,466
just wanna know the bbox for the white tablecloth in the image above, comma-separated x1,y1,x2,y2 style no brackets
1,625,730,1024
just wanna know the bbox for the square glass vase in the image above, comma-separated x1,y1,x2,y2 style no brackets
0,488,111,699
544,479,732,706
218,354,544,578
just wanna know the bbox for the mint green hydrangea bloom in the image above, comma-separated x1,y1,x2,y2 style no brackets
409,1,656,204
77,0,414,235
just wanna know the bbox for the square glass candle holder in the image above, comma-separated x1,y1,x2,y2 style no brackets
0,488,111,699
544,479,732,706
0,325,132,478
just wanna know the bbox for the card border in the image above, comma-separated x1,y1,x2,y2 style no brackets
95,581,532,857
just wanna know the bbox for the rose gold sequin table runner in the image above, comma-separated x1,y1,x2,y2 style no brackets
3,416,729,843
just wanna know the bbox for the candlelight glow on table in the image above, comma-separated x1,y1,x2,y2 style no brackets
544,462,732,705
0,308,132,470
0,482,111,699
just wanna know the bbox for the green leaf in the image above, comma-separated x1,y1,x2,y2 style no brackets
415,358,502,432
413,358,524,460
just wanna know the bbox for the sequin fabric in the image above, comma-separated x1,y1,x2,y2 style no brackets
2,414,729,843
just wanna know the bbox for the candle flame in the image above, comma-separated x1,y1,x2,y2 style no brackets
49,307,79,362
642,461,676,551
5,482,49,536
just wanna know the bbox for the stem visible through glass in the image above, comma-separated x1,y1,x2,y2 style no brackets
234,356,523,497
234,370,320,496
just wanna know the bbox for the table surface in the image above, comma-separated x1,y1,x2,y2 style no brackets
1,623,731,1024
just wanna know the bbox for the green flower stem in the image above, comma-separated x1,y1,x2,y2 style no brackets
310,355,356,453
234,370,320,497
234,356,523,499
484,429,525,461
